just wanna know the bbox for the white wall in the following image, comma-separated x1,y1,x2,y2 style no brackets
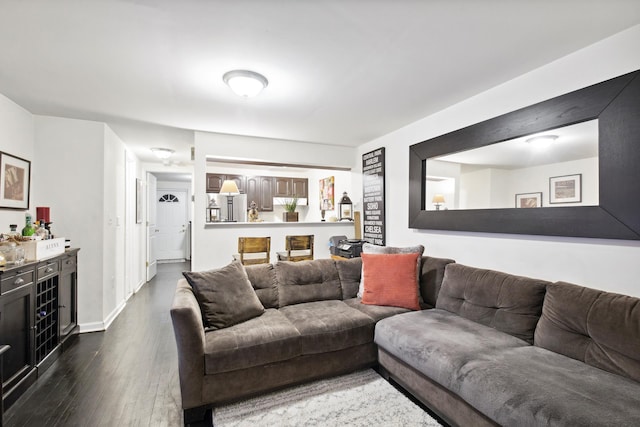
356,25,640,298
103,125,127,325
0,93,34,228
33,116,106,328
33,115,143,331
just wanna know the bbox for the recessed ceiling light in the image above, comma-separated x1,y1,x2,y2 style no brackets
151,147,175,159
223,70,268,98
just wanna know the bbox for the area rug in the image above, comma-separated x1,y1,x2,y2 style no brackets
212,369,442,426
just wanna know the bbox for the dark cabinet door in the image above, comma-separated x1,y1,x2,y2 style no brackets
246,176,274,212
206,174,224,193
292,178,308,200
274,177,292,197
209,174,246,194
0,283,35,401
260,177,274,211
245,176,260,209
225,175,246,194
59,254,77,341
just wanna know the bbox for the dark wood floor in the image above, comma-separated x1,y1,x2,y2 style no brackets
4,262,189,427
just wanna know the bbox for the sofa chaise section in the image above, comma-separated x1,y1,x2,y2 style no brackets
376,263,640,427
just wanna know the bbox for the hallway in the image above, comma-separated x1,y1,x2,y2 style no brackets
4,262,189,427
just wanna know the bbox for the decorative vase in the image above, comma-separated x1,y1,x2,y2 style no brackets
283,212,299,222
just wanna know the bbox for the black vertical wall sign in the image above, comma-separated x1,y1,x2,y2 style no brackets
362,147,385,245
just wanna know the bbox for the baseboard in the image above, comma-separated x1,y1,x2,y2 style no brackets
78,300,127,333
103,300,126,330
134,279,146,293
78,321,106,333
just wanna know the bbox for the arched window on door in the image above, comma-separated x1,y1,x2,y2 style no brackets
158,194,179,203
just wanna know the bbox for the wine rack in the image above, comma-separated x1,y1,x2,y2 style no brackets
35,275,59,364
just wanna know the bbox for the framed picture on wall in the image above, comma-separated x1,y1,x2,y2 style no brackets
515,192,542,208
0,151,31,210
319,176,335,210
549,174,582,204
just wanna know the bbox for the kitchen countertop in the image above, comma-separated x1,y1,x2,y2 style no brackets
204,221,354,227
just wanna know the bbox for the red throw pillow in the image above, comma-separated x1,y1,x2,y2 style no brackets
361,252,421,310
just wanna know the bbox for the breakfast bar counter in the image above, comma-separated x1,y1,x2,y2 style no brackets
193,221,356,271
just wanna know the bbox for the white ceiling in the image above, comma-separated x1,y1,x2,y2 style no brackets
0,1,638,164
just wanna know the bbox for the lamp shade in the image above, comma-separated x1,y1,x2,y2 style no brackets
219,180,240,195
432,194,445,204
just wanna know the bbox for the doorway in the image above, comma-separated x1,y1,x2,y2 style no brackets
156,189,189,261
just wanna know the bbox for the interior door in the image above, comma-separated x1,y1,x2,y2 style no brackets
146,173,158,281
156,189,188,261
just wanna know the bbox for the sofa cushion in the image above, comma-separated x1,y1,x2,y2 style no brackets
358,243,424,301
535,281,640,382
244,263,279,309
375,309,529,391
182,261,265,329
204,309,301,375
279,300,374,355
361,253,421,310
343,297,410,322
457,345,640,426
419,256,455,308
335,257,362,299
276,259,342,307
436,263,548,344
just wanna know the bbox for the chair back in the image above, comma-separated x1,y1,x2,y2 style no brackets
279,235,314,262
237,237,271,265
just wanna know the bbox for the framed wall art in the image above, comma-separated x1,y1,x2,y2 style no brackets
0,151,31,209
515,192,542,208
319,176,335,210
549,174,582,204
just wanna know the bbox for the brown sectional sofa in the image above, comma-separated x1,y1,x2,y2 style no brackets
170,256,453,424
172,255,640,426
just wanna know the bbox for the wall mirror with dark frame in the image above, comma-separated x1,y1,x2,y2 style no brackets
409,69,640,240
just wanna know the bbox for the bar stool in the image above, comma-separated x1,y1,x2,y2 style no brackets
277,235,314,262
234,237,271,265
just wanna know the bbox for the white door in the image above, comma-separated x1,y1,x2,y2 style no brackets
156,189,188,261
146,173,158,281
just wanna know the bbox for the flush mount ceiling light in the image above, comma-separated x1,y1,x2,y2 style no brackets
151,147,175,159
525,134,559,145
223,70,268,97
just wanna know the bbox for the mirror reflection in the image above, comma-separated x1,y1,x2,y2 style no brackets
425,120,599,210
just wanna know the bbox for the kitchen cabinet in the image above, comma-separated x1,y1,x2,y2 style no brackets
206,174,246,194
0,249,79,412
275,177,308,201
246,176,274,212
274,177,291,197
292,178,308,199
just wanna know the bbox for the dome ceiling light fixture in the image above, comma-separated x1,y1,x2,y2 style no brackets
223,70,268,98
151,147,175,159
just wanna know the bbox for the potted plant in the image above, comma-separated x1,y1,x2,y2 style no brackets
283,197,299,222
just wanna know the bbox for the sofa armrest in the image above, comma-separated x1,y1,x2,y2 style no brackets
170,278,206,409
